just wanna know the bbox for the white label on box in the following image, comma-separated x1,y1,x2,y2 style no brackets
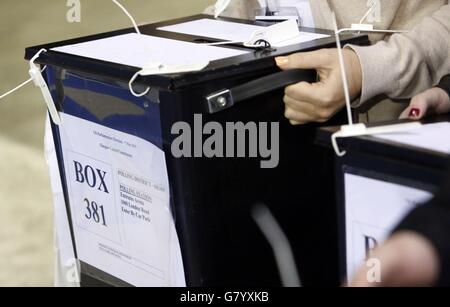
344,173,433,282
59,113,185,287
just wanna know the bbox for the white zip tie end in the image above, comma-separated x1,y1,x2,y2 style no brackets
129,71,150,98
331,122,423,157
0,49,48,101
29,49,61,126
351,23,374,32
112,0,141,35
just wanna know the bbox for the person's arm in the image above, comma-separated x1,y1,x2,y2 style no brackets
400,75,450,119
348,5,450,106
276,5,450,125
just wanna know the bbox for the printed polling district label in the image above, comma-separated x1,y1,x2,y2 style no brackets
59,113,185,286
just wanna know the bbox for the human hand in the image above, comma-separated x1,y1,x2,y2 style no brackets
275,48,362,125
349,231,439,287
400,87,450,120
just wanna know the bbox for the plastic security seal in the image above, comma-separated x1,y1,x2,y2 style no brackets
139,61,210,76
205,19,300,49
29,49,61,125
247,19,299,46
331,122,423,157
350,23,375,31
128,61,210,97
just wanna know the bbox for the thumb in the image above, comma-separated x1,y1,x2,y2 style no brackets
275,50,326,70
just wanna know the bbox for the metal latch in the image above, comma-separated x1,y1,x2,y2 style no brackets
206,89,235,114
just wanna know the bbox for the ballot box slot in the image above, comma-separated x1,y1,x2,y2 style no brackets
206,69,316,114
191,38,276,52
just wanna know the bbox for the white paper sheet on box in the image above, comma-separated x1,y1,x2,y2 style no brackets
374,122,450,154
58,113,186,287
52,33,248,68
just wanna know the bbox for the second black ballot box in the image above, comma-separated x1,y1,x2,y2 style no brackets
317,116,450,283
26,15,369,287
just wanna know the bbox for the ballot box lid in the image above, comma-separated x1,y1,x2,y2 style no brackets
25,14,369,91
317,115,450,169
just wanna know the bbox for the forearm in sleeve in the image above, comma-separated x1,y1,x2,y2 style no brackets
348,5,450,106
204,0,259,19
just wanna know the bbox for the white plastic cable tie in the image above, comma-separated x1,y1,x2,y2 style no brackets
128,61,210,98
112,0,141,35
29,49,61,125
331,122,423,157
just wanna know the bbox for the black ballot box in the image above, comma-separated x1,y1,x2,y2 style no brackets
317,116,450,283
26,15,369,287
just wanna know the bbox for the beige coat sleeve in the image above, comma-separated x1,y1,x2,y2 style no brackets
204,0,260,20
348,4,450,105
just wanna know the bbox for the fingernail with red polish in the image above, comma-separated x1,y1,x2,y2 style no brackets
409,108,420,118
